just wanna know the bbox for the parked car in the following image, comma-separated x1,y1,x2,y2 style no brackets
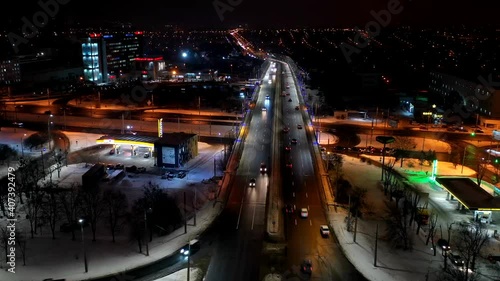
125,165,137,173
109,149,115,155
167,172,176,179
59,222,77,233
115,163,124,169
178,171,187,178
144,152,150,158
137,167,146,173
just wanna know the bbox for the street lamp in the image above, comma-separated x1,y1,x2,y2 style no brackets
78,218,88,273
144,208,152,256
461,146,469,174
376,136,396,183
47,114,53,150
21,133,26,157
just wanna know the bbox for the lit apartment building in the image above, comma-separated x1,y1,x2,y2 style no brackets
429,71,500,129
0,59,21,85
81,32,144,84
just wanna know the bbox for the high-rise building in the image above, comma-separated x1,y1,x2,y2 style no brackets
429,71,500,128
81,32,143,84
0,59,21,85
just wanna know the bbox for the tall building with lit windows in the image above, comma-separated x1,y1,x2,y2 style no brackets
81,32,144,84
429,71,500,128
0,59,21,85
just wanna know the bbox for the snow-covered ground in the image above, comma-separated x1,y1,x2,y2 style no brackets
0,124,499,281
0,129,224,281
329,155,500,281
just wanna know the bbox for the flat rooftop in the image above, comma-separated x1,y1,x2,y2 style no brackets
436,177,500,211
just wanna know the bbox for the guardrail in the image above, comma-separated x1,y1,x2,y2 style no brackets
214,60,269,207
286,56,335,210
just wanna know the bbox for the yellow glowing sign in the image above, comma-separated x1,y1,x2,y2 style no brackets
158,118,163,137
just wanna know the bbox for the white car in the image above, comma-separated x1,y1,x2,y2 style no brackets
320,225,330,236
300,208,308,218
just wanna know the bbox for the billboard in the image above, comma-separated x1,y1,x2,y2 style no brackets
162,146,176,165
493,130,500,141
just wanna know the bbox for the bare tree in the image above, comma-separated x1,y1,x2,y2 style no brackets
405,186,423,229
80,186,104,242
475,158,488,187
384,201,413,250
392,136,416,167
53,153,64,178
382,159,397,196
25,186,44,238
129,199,145,253
426,212,439,256
17,229,28,266
0,144,17,166
328,153,343,199
57,183,81,241
103,189,128,243
453,222,489,279
41,182,61,239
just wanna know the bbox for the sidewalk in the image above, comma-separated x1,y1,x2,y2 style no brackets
327,154,500,281
0,129,225,281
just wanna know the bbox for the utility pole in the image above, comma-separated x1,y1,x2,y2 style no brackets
184,192,187,234
193,189,197,226
374,224,378,267
353,209,358,242
461,146,467,174
187,241,191,281
144,209,150,256
198,96,201,135
213,157,216,178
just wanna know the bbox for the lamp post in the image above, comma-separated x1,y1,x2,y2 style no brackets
21,133,26,157
144,208,152,256
461,146,468,174
78,219,88,273
376,136,395,183
47,114,53,151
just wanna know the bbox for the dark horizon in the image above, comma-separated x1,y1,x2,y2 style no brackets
3,0,500,31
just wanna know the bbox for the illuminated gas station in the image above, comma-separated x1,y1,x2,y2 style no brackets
95,118,199,168
435,177,500,224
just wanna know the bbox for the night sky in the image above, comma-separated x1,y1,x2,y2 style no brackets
3,0,500,29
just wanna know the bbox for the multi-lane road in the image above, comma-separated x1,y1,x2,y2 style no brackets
203,62,275,281
278,62,366,280
205,60,366,280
